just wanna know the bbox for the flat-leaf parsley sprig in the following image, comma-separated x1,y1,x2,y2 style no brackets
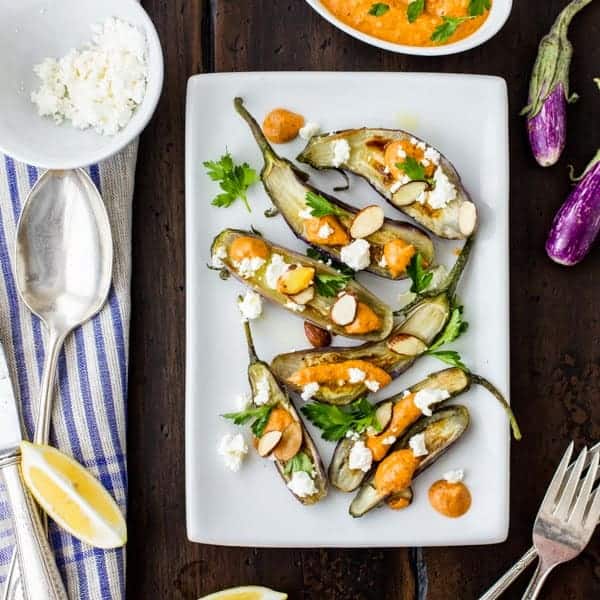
301,398,382,442
204,151,259,212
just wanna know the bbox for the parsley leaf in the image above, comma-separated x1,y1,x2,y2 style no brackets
307,247,355,277
301,398,382,442
468,0,491,16
396,156,432,183
305,191,346,218
430,16,474,44
203,151,259,212
407,0,425,23
425,305,469,370
407,253,433,294
314,273,351,297
368,3,390,16
284,451,315,476
222,405,274,438
427,305,469,352
427,350,468,370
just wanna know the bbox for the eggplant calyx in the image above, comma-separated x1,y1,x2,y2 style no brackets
521,0,593,119
394,235,475,316
470,373,522,441
567,149,600,182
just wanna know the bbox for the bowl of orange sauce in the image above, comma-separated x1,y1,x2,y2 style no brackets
306,0,512,56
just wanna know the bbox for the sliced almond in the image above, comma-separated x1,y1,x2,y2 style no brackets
290,285,315,305
458,201,477,237
390,181,429,207
330,293,357,326
257,430,283,457
350,205,385,239
386,333,427,356
273,421,303,462
375,402,393,431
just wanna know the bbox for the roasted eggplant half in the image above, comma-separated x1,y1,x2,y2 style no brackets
329,368,470,492
297,129,477,240
271,293,450,405
224,320,327,505
349,406,470,518
234,98,434,279
211,228,394,342
327,368,519,493
270,237,474,405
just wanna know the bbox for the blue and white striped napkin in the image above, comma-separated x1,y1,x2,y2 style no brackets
0,144,136,599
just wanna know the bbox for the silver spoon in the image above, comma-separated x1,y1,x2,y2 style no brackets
2,168,113,600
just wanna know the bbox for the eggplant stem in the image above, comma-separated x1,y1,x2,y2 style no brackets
471,374,522,441
240,304,259,364
234,97,277,165
552,0,594,37
568,149,600,182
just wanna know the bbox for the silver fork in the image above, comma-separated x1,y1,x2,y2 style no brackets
521,443,600,599
479,441,600,599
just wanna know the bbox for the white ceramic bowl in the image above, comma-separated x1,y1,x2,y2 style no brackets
305,0,512,56
0,0,163,169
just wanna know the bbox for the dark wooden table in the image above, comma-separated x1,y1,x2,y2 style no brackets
127,1,600,598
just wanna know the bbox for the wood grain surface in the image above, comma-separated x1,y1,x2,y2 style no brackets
128,1,600,598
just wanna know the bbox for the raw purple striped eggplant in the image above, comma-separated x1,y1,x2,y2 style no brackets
522,0,594,167
546,150,600,265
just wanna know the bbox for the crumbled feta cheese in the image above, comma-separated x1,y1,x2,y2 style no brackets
31,18,148,136
265,254,289,289
235,257,266,279
413,388,450,417
416,141,426,151
287,471,317,497
235,392,251,411
345,430,361,441
299,208,313,219
348,440,373,472
285,300,305,312
390,180,403,194
340,239,371,271
331,139,351,167
318,223,334,239
424,147,440,165
443,469,465,483
427,167,457,210
348,368,366,383
421,158,430,167
378,255,388,268
396,147,407,159
218,433,248,472
212,245,227,268
409,432,428,457
382,436,396,446
301,382,320,401
238,290,263,321
415,191,427,204
383,165,391,174
409,137,419,146
365,380,380,393
443,469,465,484
299,121,321,140
254,376,270,406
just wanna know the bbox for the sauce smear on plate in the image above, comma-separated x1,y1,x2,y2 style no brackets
320,0,491,47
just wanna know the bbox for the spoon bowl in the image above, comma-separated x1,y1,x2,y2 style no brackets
15,169,113,332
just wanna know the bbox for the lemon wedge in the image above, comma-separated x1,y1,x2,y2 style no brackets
199,587,287,600
20,441,126,549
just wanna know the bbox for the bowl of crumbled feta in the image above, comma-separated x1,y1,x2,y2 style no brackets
0,0,163,169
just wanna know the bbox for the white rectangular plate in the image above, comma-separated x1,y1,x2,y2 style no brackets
185,72,510,547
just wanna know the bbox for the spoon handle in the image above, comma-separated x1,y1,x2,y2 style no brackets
34,329,66,446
